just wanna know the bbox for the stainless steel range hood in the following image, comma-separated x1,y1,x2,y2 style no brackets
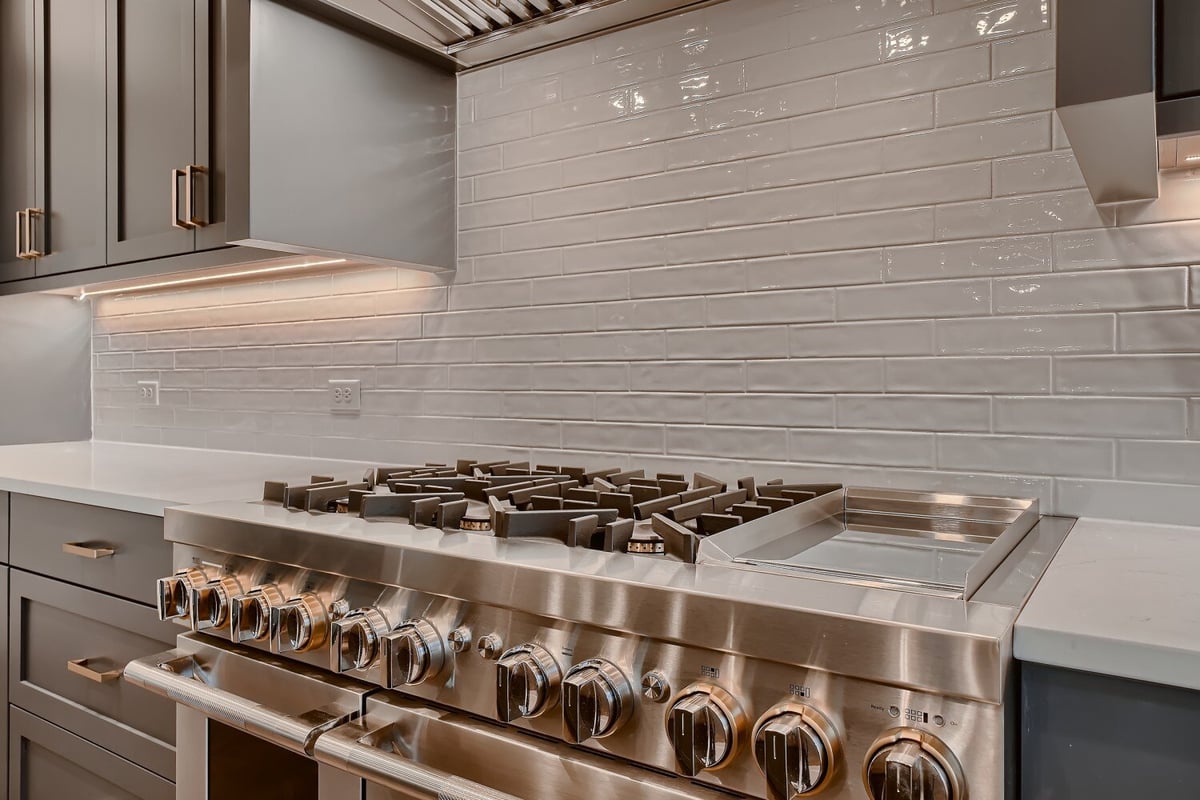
313,0,723,67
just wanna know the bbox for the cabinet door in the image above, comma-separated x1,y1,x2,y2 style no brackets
106,0,196,265
194,0,228,251
0,0,36,282
31,0,108,276
9,706,174,800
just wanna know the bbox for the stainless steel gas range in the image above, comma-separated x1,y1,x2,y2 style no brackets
124,459,1073,800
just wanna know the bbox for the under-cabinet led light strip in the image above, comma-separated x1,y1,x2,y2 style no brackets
76,258,349,300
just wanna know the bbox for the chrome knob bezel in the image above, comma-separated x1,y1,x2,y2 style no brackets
330,607,390,673
383,618,446,687
156,566,211,621
562,658,634,743
863,728,963,800
230,584,285,643
496,643,561,722
270,593,329,654
189,575,244,632
665,682,749,777
753,703,841,798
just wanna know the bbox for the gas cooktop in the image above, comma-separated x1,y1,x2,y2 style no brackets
138,454,1074,800
261,457,1040,600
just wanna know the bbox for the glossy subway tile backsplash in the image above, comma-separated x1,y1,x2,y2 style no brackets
93,0,1200,525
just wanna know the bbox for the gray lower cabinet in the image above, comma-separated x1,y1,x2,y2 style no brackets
1022,662,1200,797
8,494,170,606
4,493,177,796
9,569,178,780
9,706,174,800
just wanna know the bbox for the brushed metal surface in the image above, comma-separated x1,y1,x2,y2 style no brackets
339,693,741,800
159,544,1019,798
153,496,1072,800
125,633,369,756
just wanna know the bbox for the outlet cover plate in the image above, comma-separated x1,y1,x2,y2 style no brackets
328,379,361,413
137,380,160,406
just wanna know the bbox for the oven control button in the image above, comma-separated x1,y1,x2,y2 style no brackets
330,608,390,673
641,670,671,703
156,567,212,621
230,584,285,643
447,626,472,654
666,683,749,777
477,633,504,660
270,593,330,654
383,618,446,687
864,729,963,800
753,704,840,798
496,644,561,722
562,659,634,743
188,575,244,632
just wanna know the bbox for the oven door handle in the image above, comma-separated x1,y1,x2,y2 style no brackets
124,649,355,756
315,721,524,800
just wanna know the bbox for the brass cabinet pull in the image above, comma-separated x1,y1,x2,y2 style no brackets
171,168,193,230
61,541,117,559
24,208,44,258
185,164,207,227
67,658,123,683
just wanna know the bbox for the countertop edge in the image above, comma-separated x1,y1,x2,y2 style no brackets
0,477,181,517
1014,623,1200,693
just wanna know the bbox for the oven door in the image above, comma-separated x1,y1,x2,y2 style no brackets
124,633,374,800
315,693,734,800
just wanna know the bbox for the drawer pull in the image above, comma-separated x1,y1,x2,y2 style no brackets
62,542,116,559
67,658,123,683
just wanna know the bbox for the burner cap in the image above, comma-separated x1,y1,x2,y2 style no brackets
459,513,492,532
626,532,665,555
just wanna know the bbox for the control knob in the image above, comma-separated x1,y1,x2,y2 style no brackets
330,608,390,673
383,619,446,687
230,584,285,643
270,593,330,654
496,644,561,722
753,704,840,798
189,575,244,632
156,566,212,621
665,683,749,777
864,729,964,800
561,659,634,743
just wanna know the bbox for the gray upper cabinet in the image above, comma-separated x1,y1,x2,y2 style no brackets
0,0,35,283
105,0,199,265
33,0,108,276
0,0,455,290
1,0,107,279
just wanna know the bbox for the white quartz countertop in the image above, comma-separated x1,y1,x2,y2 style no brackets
1015,517,1200,691
0,441,368,516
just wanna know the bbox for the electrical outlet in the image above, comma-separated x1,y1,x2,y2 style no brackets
328,379,361,413
137,380,159,406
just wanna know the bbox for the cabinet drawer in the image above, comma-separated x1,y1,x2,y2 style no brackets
9,705,174,800
11,569,177,779
10,494,168,605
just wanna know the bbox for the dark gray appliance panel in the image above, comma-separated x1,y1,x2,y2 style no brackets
1022,662,1200,798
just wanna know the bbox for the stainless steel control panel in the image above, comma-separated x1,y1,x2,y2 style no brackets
161,546,1000,800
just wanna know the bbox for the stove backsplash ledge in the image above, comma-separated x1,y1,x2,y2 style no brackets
92,0,1200,526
